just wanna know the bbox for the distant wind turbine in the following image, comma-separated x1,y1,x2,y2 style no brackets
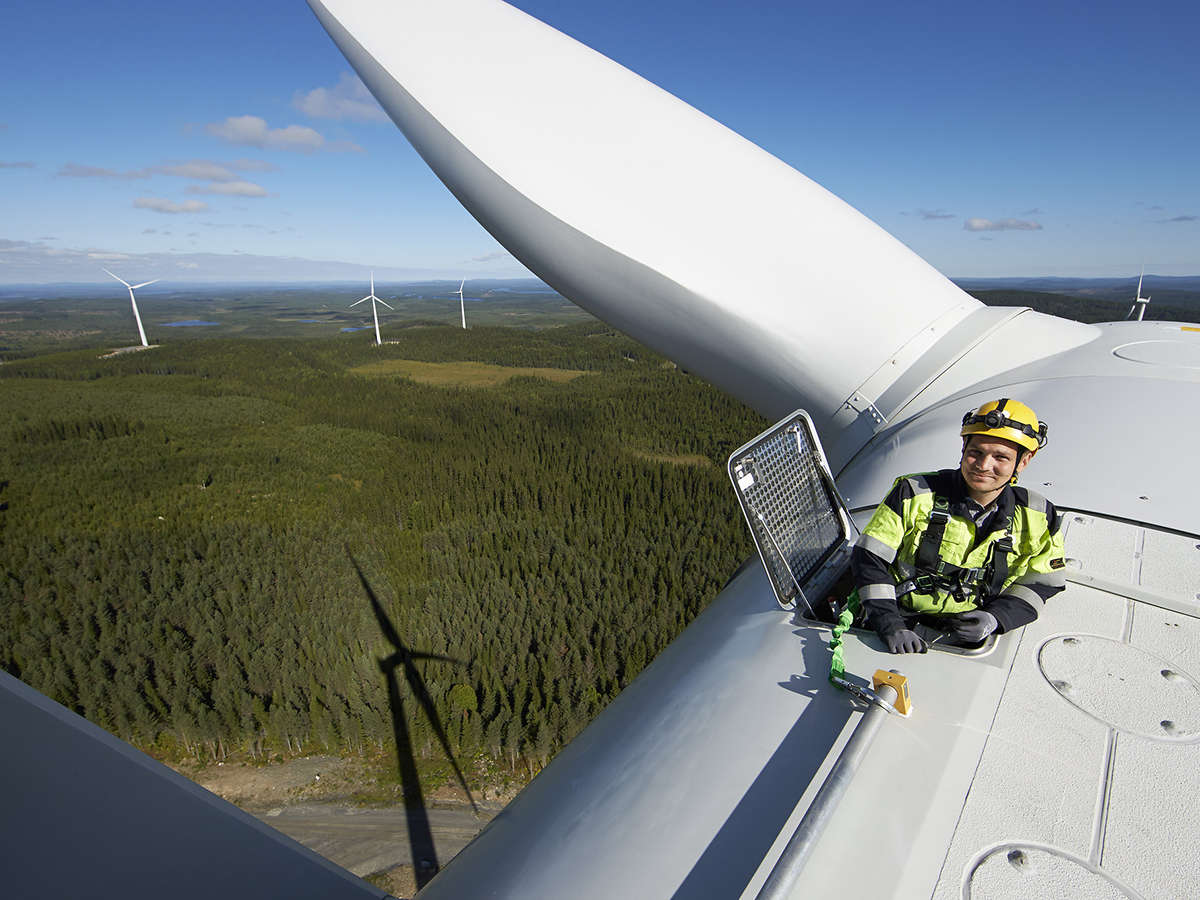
455,278,467,329
103,268,160,347
350,273,394,345
1126,264,1151,321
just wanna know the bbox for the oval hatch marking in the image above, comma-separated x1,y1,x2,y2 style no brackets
965,842,1147,900
1113,339,1200,369
1038,636,1200,743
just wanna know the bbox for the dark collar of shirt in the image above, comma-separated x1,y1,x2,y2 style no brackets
965,494,998,530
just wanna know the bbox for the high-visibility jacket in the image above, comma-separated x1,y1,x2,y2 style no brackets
851,469,1066,636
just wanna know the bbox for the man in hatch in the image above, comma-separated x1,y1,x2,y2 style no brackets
850,398,1067,654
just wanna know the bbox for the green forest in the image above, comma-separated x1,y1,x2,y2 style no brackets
0,320,766,769
5,285,1197,776
966,289,1200,324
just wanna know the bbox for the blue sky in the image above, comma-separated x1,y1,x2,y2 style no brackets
2,0,1197,284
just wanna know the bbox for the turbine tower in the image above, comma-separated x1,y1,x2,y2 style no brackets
455,279,466,329
103,268,159,347
350,273,394,345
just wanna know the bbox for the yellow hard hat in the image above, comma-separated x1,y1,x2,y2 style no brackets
960,398,1047,453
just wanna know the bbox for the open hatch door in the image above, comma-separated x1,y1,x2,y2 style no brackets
728,410,856,617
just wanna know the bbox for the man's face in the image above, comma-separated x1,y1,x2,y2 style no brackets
960,435,1032,502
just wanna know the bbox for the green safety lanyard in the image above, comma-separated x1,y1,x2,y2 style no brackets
828,588,861,685
827,587,913,716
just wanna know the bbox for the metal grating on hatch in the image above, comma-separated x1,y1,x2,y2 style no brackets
728,410,854,614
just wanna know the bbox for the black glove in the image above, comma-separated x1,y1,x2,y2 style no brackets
950,610,998,642
883,629,928,654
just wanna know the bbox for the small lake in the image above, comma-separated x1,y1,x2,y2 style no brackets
163,320,219,327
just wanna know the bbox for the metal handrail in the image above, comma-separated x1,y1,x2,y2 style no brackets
755,682,900,900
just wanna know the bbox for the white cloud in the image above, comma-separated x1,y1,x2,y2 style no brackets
134,197,211,214
293,73,388,123
205,115,335,153
154,160,240,181
1,160,36,169
916,209,955,220
0,240,148,277
152,158,278,180
964,217,1043,232
228,158,280,173
326,140,367,154
56,158,281,189
58,163,151,179
0,239,538,283
185,181,276,198
471,251,514,262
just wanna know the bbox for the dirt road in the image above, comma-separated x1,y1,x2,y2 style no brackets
178,753,517,897
254,802,491,877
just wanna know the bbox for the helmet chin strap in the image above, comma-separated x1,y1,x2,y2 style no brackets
1009,447,1035,485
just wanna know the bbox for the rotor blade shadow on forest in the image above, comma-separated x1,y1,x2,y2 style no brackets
348,552,478,889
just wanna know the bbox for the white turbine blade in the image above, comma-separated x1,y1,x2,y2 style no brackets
378,298,394,310
130,279,160,290
103,268,132,289
350,297,368,307
308,0,1093,463
305,0,991,434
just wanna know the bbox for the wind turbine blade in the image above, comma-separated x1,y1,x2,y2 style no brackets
378,299,394,310
350,297,368,307
103,268,132,289
305,0,994,435
130,280,160,290
400,655,478,811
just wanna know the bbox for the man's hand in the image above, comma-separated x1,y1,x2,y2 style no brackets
950,610,998,642
883,629,928,654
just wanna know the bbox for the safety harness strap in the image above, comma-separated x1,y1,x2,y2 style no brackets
901,493,1015,606
987,533,1014,596
914,496,950,573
